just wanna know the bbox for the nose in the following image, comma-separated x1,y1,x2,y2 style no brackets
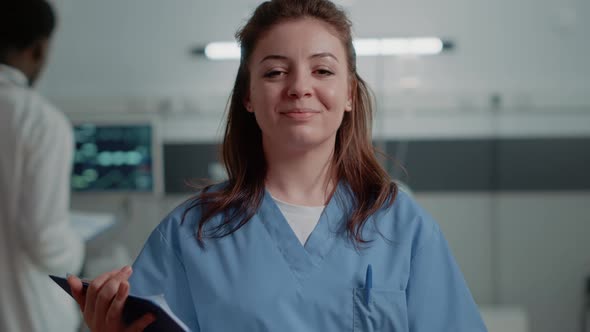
287,70,312,99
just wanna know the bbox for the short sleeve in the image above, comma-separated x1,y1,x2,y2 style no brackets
129,222,200,330
405,224,488,331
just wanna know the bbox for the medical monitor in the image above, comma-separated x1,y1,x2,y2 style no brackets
71,123,154,192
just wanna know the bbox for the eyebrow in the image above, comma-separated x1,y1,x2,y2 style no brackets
259,52,339,64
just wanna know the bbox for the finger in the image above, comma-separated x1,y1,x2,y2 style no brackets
94,277,123,328
104,281,129,329
66,275,86,311
84,266,131,324
93,267,133,326
126,313,156,332
84,269,119,321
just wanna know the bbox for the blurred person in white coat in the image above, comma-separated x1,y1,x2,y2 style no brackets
0,1,85,331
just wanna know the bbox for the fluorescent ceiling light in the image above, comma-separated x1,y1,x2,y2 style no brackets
204,42,241,60
354,38,443,56
201,37,447,60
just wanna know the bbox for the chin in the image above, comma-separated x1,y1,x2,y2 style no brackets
282,133,334,152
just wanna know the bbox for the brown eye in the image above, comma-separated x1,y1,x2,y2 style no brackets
315,69,334,76
264,70,286,78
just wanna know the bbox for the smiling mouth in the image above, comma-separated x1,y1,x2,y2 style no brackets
279,108,320,114
279,109,319,120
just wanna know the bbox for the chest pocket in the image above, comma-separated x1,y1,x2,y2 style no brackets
353,288,409,332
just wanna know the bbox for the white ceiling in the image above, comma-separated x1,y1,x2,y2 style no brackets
39,0,590,111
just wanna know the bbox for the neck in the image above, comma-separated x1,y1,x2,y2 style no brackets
263,137,336,206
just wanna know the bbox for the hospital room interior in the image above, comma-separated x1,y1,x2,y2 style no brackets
2,0,590,331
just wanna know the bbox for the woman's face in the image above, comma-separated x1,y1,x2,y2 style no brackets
246,17,352,153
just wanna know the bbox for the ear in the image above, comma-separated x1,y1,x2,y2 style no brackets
30,39,49,64
345,97,352,112
345,79,354,112
243,94,253,113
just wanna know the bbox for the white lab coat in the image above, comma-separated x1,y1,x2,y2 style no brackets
0,64,85,332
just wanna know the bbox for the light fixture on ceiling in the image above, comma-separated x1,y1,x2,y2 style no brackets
191,37,454,60
204,42,241,60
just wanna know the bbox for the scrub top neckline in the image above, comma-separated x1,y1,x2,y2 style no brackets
258,182,349,285
269,193,326,210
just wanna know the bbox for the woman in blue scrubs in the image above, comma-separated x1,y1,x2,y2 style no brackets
68,0,488,331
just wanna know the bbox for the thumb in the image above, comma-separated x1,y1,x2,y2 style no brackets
66,274,86,312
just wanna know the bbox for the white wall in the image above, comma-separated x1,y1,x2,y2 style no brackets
496,193,590,332
420,192,590,332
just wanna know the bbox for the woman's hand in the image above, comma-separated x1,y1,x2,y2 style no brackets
67,266,155,332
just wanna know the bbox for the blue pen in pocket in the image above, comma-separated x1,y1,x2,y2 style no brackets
364,264,372,306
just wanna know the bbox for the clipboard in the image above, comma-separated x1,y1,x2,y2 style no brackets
49,275,190,332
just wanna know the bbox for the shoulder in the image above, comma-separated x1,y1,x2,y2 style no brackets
373,187,441,257
20,92,72,145
154,181,230,241
33,95,71,133
13,87,66,122
1,86,68,130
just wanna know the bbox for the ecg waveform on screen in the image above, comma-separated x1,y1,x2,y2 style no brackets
71,124,153,192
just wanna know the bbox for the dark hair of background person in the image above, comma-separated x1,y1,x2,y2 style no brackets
184,0,398,246
0,0,56,62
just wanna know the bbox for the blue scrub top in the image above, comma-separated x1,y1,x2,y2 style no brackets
129,183,487,331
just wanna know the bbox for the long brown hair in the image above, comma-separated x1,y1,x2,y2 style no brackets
185,0,397,245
